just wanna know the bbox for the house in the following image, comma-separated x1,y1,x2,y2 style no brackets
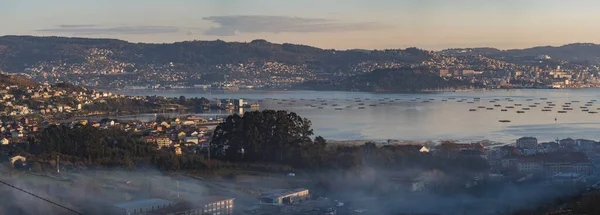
258,188,309,205
183,136,198,145
9,154,26,166
516,152,593,176
144,136,172,149
111,198,174,215
11,131,23,138
177,132,187,140
516,137,538,149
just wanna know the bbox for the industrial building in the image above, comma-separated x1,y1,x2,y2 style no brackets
258,188,310,205
112,198,174,215
148,196,234,215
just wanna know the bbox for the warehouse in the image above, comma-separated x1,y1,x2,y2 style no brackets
258,188,310,205
112,198,174,215
148,196,235,215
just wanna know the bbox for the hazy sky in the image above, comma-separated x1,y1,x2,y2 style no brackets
2,0,600,50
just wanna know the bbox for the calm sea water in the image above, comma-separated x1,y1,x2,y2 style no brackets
113,88,600,143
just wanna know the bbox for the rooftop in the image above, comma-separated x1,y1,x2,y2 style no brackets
259,188,308,199
113,198,173,210
148,197,234,215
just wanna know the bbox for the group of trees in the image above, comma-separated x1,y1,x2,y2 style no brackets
211,110,490,172
18,124,207,171
17,109,489,174
211,110,316,165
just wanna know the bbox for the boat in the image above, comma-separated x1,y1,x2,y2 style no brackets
517,111,525,113
522,108,530,110
506,106,514,108
358,103,365,105
467,101,475,104
563,108,573,110
585,104,593,106
515,104,522,106
508,99,514,102
486,108,494,110
572,101,580,103
582,109,589,112
548,104,556,106
534,103,541,105
469,109,477,111
542,109,552,112
332,104,339,107
526,99,533,101
589,111,598,114
592,100,598,102
558,111,567,113
358,107,366,109
369,104,377,106
335,108,343,110
489,101,496,103
544,106,553,109
565,102,572,105
494,104,501,107
540,98,548,100
441,100,447,101
422,101,430,103
448,98,456,100
498,120,511,123
501,109,507,111
478,106,486,108
457,100,463,102
529,105,537,107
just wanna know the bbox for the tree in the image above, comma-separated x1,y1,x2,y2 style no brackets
211,110,314,164
31,162,42,173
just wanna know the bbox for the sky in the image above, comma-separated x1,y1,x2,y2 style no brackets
1,0,600,50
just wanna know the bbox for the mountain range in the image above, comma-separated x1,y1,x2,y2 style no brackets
1,35,600,73
439,43,600,64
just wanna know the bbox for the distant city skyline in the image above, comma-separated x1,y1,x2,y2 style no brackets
2,0,600,50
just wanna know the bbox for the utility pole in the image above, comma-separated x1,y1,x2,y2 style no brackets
177,181,180,199
57,155,60,173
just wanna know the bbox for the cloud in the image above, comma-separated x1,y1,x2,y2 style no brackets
57,24,98,28
202,15,387,36
35,25,179,35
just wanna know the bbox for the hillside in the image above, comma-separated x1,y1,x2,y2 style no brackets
0,74,39,88
0,35,430,73
440,43,600,64
298,67,472,92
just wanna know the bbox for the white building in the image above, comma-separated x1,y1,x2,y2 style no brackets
112,198,174,215
258,188,309,205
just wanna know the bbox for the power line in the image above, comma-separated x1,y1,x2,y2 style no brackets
0,179,83,215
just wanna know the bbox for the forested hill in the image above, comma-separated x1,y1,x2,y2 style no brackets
0,74,39,88
298,68,473,92
0,35,431,72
